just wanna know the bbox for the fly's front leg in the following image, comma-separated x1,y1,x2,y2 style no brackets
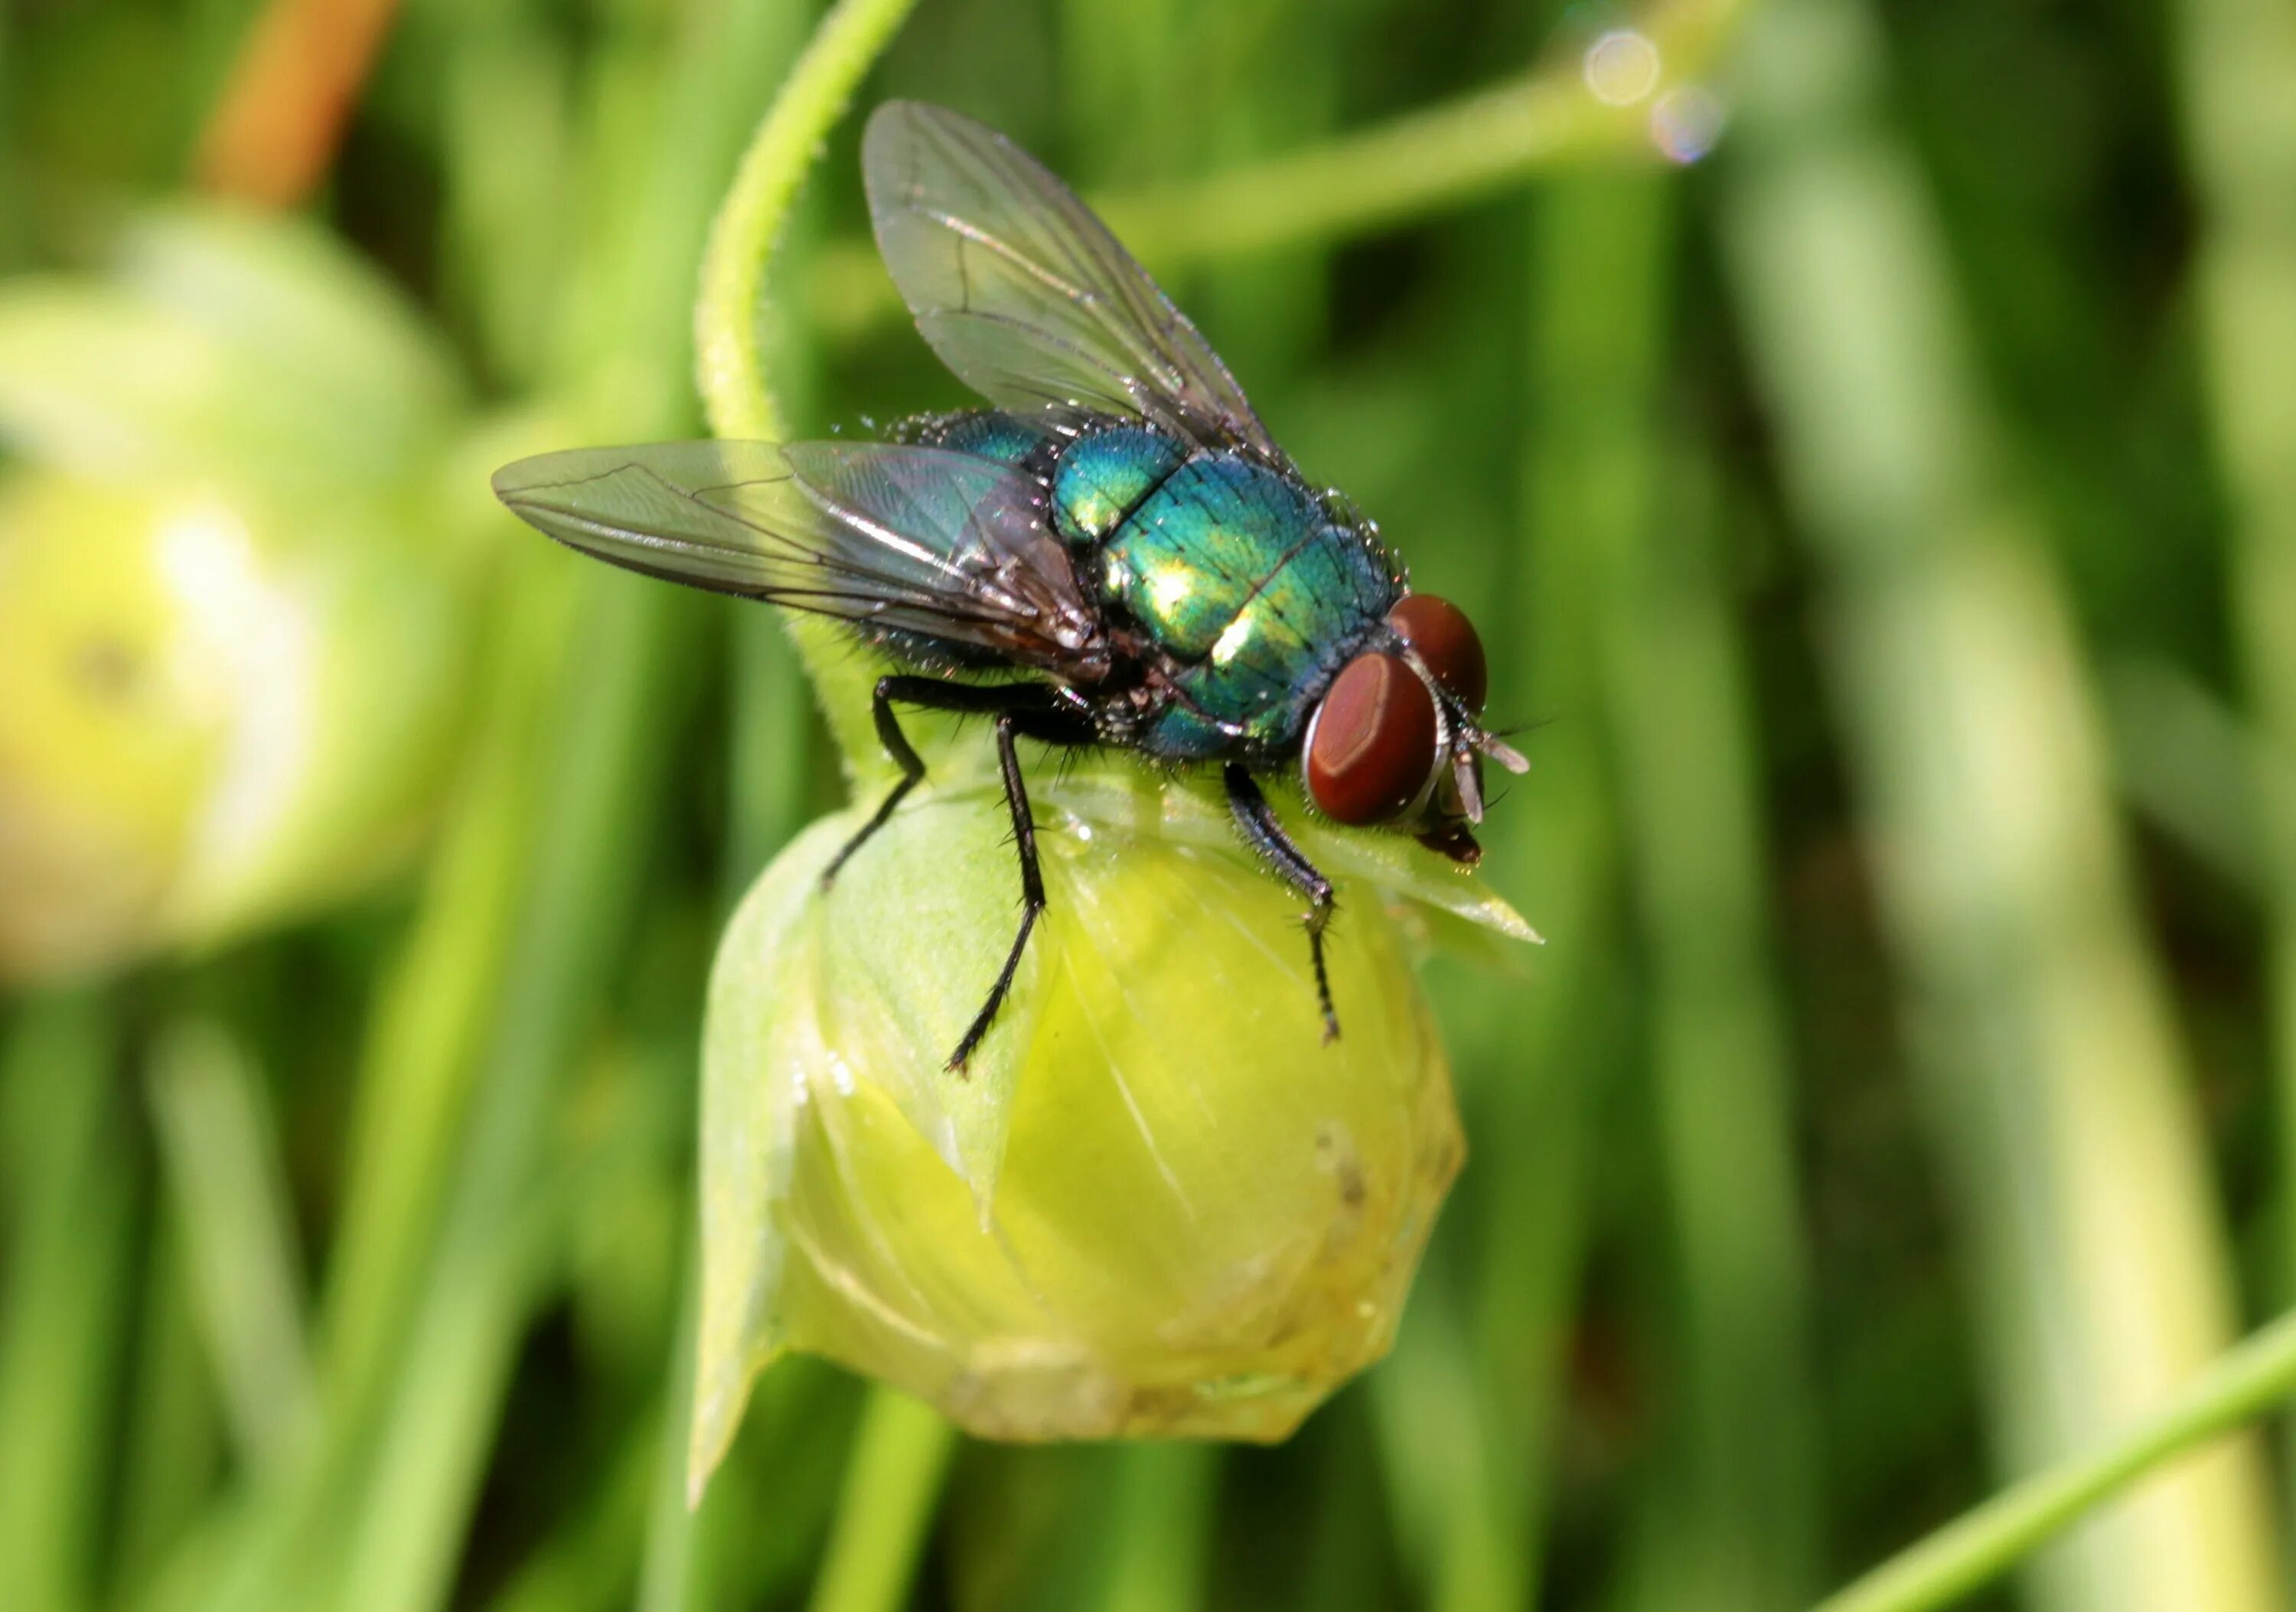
820,675,1050,889
944,705,1094,1072
1223,763,1339,1043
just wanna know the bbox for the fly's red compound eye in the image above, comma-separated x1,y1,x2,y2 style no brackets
1386,593,1488,715
1305,654,1440,825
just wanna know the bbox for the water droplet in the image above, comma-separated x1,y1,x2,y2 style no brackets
1583,28,1662,106
1649,84,1727,163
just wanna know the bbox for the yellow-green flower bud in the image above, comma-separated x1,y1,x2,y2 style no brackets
0,468,465,978
691,762,1532,1483
0,209,471,980
0,475,214,974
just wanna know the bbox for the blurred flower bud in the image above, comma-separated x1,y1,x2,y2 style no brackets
691,764,1533,1483
0,208,472,979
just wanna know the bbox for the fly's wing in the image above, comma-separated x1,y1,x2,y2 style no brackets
863,100,1292,469
491,440,1103,671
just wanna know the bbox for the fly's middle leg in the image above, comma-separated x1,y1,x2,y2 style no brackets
947,713,1043,1073
945,703,1094,1072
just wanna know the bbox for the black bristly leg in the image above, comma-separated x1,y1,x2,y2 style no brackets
1223,764,1340,1043
945,712,1045,1073
815,674,1091,1072
944,704,1095,1072
820,675,1056,889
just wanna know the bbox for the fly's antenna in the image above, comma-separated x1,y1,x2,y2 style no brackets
1473,727,1529,774
1450,744,1485,824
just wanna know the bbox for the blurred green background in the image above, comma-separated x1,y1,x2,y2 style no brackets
7,0,2296,1608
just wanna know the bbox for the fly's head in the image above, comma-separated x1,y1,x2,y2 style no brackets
1299,593,1525,866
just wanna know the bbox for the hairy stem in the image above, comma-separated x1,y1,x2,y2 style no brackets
692,0,920,767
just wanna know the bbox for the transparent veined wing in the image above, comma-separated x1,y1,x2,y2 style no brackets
491,440,1106,673
863,100,1290,469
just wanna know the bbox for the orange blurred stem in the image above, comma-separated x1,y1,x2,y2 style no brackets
193,0,405,206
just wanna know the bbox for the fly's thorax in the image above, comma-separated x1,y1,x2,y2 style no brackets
1050,425,1188,549
1089,454,1401,762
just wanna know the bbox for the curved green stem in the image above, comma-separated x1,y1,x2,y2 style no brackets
1815,1306,2296,1612
693,0,921,767
693,0,914,441
1102,70,1617,263
1113,0,1742,257
803,72,1619,340
807,0,1746,338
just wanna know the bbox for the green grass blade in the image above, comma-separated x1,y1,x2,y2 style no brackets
0,992,134,1612
1300,1400,1388,1612
1721,0,2281,1604
308,0,848,1598
2167,0,2296,1531
1564,153,1821,1601
1373,1279,1525,1612
805,1389,956,1612
1094,1444,1217,1612
2103,660,2267,893
638,1251,709,1612
485,1415,656,1612
329,574,692,1612
116,1212,224,1597
317,559,574,1434
146,1017,315,1473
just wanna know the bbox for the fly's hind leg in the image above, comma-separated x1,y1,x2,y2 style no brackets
1223,763,1339,1043
820,675,1053,889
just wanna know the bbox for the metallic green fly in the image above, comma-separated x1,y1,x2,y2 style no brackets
493,101,1525,1069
